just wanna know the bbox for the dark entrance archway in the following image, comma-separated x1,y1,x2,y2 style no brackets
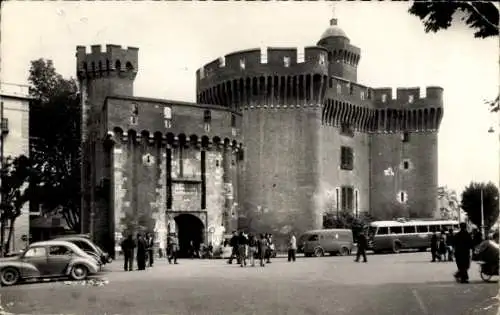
174,214,205,258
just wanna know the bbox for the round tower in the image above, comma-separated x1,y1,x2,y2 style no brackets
196,47,329,247
316,13,361,83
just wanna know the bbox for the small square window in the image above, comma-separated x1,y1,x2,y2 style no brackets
381,94,387,103
164,119,171,128
403,161,409,169
408,95,414,103
130,116,138,125
329,78,333,88
360,91,365,100
336,84,342,95
283,56,291,67
239,59,246,70
349,84,353,95
204,123,210,133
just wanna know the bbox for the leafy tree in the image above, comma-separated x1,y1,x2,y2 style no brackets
460,182,499,232
0,155,36,254
28,59,82,232
437,186,461,220
408,1,499,39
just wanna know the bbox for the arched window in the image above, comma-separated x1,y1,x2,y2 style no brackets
164,107,172,128
129,103,139,125
203,110,211,132
115,60,121,71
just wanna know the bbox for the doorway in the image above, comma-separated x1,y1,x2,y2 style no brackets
174,214,205,258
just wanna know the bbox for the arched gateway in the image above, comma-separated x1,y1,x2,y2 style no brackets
174,213,205,258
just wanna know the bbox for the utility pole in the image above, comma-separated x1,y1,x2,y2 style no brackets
480,188,485,237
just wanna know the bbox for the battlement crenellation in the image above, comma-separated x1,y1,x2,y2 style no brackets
196,46,329,83
371,86,443,107
76,44,139,75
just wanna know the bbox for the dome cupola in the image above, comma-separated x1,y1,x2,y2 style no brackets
320,17,348,41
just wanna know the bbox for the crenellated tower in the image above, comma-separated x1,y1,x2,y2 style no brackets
76,45,139,235
196,47,329,243
369,87,444,219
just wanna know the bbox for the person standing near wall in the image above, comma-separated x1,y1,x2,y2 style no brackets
288,232,297,262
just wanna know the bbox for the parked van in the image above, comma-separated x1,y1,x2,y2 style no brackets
299,229,354,257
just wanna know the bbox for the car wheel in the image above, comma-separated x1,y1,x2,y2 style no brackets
393,242,402,254
70,264,89,281
106,257,113,264
1,267,20,286
340,247,350,256
313,247,324,257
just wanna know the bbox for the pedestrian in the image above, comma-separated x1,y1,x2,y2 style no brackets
446,228,455,262
453,222,474,283
266,234,274,264
430,230,439,262
288,232,297,262
355,230,368,263
168,233,179,264
257,233,267,267
248,233,257,267
121,234,135,271
238,231,248,267
136,233,147,270
438,230,447,261
227,231,239,265
146,232,155,267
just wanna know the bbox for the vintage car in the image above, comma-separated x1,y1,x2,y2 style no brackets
0,240,100,286
53,236,112,265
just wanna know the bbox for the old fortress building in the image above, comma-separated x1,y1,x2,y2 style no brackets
78,17,443,255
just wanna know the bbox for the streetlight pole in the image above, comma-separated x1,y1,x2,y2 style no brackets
480,188,485,237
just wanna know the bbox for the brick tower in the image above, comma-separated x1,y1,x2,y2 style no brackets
76,45,138,239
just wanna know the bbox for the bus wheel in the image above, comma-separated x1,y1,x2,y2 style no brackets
392,242,402,254
418,247,427,252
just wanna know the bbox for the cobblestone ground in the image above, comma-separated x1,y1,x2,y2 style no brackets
0,252,498,315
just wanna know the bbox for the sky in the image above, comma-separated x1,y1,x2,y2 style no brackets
2,1,499,195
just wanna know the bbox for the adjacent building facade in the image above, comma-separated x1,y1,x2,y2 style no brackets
0,82,31,252
79,17,443,254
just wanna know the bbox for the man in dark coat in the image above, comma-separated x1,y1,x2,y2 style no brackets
453,223,474,283
136,233,147,270
430,231,439,262
168,233,179,264
355,230,368,263
227,231,240,264
146,232,155,267
121,234,136,271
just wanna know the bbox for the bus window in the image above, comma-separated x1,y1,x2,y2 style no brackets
377,227,389,235
390,226,402,234
416,225,428,233
442,225,451,231
404,226,416,234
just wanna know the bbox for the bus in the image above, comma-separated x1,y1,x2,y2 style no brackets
367,219,459,254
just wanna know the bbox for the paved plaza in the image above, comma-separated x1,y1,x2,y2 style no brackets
0,252,498,315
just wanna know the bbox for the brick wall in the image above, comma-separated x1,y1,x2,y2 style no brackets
241,107,321,249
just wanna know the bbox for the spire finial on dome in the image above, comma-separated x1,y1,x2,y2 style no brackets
330,2,338,26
